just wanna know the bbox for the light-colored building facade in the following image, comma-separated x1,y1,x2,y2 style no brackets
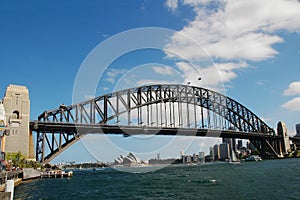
199,152,205,163
2,85,34,159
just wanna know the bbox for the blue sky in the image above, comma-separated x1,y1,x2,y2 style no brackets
1,0,300,163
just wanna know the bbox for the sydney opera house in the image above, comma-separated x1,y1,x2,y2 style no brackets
114,152,144,166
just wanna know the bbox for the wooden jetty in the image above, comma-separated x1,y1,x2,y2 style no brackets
41,170,73,178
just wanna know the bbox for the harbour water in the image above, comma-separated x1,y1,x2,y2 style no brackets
14,158,300,200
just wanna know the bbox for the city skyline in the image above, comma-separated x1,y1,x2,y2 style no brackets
1,1,300,163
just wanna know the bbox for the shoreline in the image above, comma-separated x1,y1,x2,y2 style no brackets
0,177,22,192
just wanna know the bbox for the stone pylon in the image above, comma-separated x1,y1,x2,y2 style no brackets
2,84,34,159
277,121,290,155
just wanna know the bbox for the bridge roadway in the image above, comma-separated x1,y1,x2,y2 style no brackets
30,121,281,140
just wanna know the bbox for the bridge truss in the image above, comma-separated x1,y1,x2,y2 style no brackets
31,84,281,163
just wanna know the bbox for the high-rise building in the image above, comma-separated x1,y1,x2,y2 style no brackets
156,153,161,160
237,140,243,150
199,152,205,163
248,142,257,152
223,138,238,160
232,139,236,152
180,150,184,157
296,124,300,136
209,147,214,160
213,144,220,161
222,137,236,152
219,143,230,161
246,141,250,150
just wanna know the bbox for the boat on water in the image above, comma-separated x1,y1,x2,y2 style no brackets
245,155,262,162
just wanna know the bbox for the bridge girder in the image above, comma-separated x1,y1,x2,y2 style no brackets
33,84,277,163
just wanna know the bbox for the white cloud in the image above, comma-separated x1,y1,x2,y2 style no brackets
256,81,265,86
283,82,300,96
135,61,227,90
175,61,247,91
136,79,179,86
106,77,115,84
164,0,300,90
105,68,127,84
261,117,272,123
106,68,126,78
223,0,300,34
282,97,300,111
165,0,300,61
153,66,174,75
165,0,178,12
282,82,300,112
84,94,95,100
183,0,212,6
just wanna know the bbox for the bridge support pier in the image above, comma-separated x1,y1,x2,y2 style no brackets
277,121,291,156
250,138,283,159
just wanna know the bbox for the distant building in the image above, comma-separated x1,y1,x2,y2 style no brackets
237,140,243,150
182,155,192,164
219,143,230,161
193,153,199,163
205,155,213,162
180,150,184,157
114,152,142,166
296,124,300,136
209,147,214,161
199,152,205,163
248,142,257,152
213,144,220,161
156,153,161,160
223,138,236,151
181,152,205,164
149,158,177,165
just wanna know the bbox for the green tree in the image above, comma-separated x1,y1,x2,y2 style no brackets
251,150,260,155
293,150,299,157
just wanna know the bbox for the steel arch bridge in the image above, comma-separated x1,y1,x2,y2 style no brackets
30,84,282,163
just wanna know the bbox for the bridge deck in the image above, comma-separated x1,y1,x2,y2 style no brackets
30,121,280,140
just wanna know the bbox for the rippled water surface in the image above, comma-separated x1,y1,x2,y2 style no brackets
14,158,300,200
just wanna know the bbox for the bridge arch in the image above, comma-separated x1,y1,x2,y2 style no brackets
39,84,274,134
33,84,275,163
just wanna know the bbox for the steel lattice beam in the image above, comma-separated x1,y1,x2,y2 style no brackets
32,84,278,163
